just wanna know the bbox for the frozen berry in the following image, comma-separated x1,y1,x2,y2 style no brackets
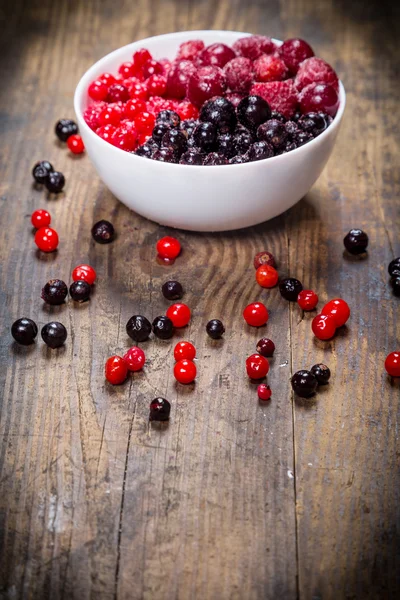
118,61,135,78
133,48,152,68
180,149,203,165
197,43,236,68
157,236,181,259
142,59,163,78
107,83,129,103
233,35,276,60
135,111,156,133
41,279,68,305
279,278,303,301
149,397,171,421
174,359,196,384
177,39,205,61
279,38,314,74
55,119,78,142
136,141,157,158
180,119,198,138
321,299,350,327
292,130,313,147
161,129,187,156
153,148,176,162
200,97,237,132
343,229,368,254
41,321,67,349
234,129,254,154
105,355,128,384
226,92,245,108
67,134,85,154
156,109,180,128
385,352,400,377
152,122,171,145
11,318,38,345
257,383,272,401
88,79,108,101
253,55,289,82
69,280,91,302
256,264,279,288
193,122,218,151
45,171,65,193
257,119,288,149
152,316,174,339
174,341,196,361
124,98,146,120
388,258,400,277
243,302,269,327
297,290,319,311
391,277,400,297
91,220,115,244
84,102,107,130
206,319,225,339
176,100,199,120
229,155,248,164
254,251,276,269
311,363,331,384
126,315,152,342
35,227,59,252
295,57,339,92
297,112,331,136
223,57,254,93
99,105,123,127
291,369,318,397
187,66,227,108
123,346,146,371
312,313,337,340
256,338,275,357
237,95,271,131
32,160,54,184
203,152,228,165
97,124,117,141
299,83,339,117
166,303,191,327
162,280,183,300
31,209,51,229
166,60,196,99
247,141,274,161
250,80,298,119
217,133,236,158
246,353,269,379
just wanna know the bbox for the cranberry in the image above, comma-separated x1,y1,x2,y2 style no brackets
321,299,350,327
124,98,146,120
254,251,276,269
256,338,275,357
299,83,339,117
35,227,59,252
133,48,152,68
233,36,276,60
107,83,129,103
385,352,400,377
246,353,269,379
146,74,167,96
105,356,128,384
312,313,337,340
256,265,279,288
149,397,171,421
156,236,181,259
142,59,163,78
253,55,289,82
297,290,319,311
257,383,272,401
31,209,51,229
177,40,205,61
197,43,236,68
200,97,237,132
126,315,152,342
174,359,196,384
88,79,108,101
222,57,253,93
72,264,96,285
237,95,271,131
166,303,191,327
343,229,368,254
279,278,303,301
135,111,156,133
11,318,38,345
67,134,85,154
84,102,107,131
295,57,339,92
166,60,196,99
310,363,331,384
291,370,318,397
206,319,225,339
250,80,298,119
187,66,227,108
279,38,314,74
99,105,123,127
174,341,196,361
243,302,269,327
123,346,146,371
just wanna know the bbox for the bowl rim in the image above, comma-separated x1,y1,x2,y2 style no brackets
74,29,346,170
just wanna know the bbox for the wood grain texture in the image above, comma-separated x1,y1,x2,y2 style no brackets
0,1,399,599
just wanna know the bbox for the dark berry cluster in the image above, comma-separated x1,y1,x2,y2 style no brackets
32,160,65,193
388,257,400,297
291,363,331,398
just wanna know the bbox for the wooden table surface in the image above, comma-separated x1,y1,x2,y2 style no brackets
1,0,399,598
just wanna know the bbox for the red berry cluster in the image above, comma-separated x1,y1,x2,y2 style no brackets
32,209,59,252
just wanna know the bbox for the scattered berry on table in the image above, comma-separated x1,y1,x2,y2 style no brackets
123,346,146,371
149,397,171,421
11,318,38,345
321,298,350,327
156,236,181,260
256,337,275,357
166,303,191,328
174,341,196,361
69,280,91,302
152,315,174,339
243,302,269,327
291,369,318,397
206,319,225,339
297,290,319,311
31,209,51,229
35,227,59,252
279,277,303,301
41,321,67,349
45,171,65,193
72,264,97,285
278,38,314,75
126,315,152,342
390,277,400,297
310,363,331,384
67,134,85,154
257,383,272,401
384,352,400,378
312,313,337,340
91,220,115,244
174,358,197,384
32,161,53,184
246,353,269,379
105,355,128,384
388,257,400,277
343,229,369,255
253,251,276,269
55,119,78,142
256,264,279,288
41,279,68,305
162,280,184,300
237,95,271,130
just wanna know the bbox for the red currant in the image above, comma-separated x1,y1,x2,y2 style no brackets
321,298,350,327
88,79,108,101
98,72,116,87
107,83,130,103
129,82,148,100
385,352,400,377
246,353,270,379
118,61,135,78
257,383,272,401
166,303,191,328
111,126,137,151
176,100,199,120
133,48,153,68
67,134,85,154
123,346,146,372
72,264,97,285
156,236,181,260
312,313,337,340
97,124,117,141
174,359,196,384
255,264,279,288
174,341,196,361
31,209,51,229
34,227,59,252
146,74,167,96
142,59,163,78
99,105,123,127
135,111,156,133
105,355,128,384
243,302,269,327
297,290,319,311
123,98,146,120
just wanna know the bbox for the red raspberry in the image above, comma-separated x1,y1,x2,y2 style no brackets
83,102,107,130
123,98,146,120
233,35,276,60
298,82,339,117
97,124,117,141
146,74,167,96
88,79,108,101
166,60,196,99
253,54,289,82
295,57,339,92
225,92,245,108
98,104,123,127
133,48,152,68
142,59,163,79
107,83,129,103
250,80,298,118
223,57,254,93
176,100,199,120
177,40,205,61
111,125,137,151
278,38,314,74
197,43,236,68
187,66,227,108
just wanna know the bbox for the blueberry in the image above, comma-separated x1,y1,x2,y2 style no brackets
135,141,158,157
69,280,91,302
229,155,249,164
156,110,180,128
152,148,177,163
217,133,236,158
161,129,187,156
279,278,303,301
237,95,271,131
291,370,318,397
152,315,174,339
257,119,288,150
390,277,400,297
206,319,225,339
310,363,331,384
270,110,286,123
179,149,204,165
298,112,332,137
203,152,228,165
149,397,171,421
179,119,199,138
41,321,67,349
152,122,171,145
162,280,184,300
343,229,368,255
388,257,400,277
292,130,314,147
234,129,254,154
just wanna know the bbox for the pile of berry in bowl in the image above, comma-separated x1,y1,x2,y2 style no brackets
74,30,346,231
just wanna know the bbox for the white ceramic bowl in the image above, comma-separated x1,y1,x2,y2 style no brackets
74,30,345,232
